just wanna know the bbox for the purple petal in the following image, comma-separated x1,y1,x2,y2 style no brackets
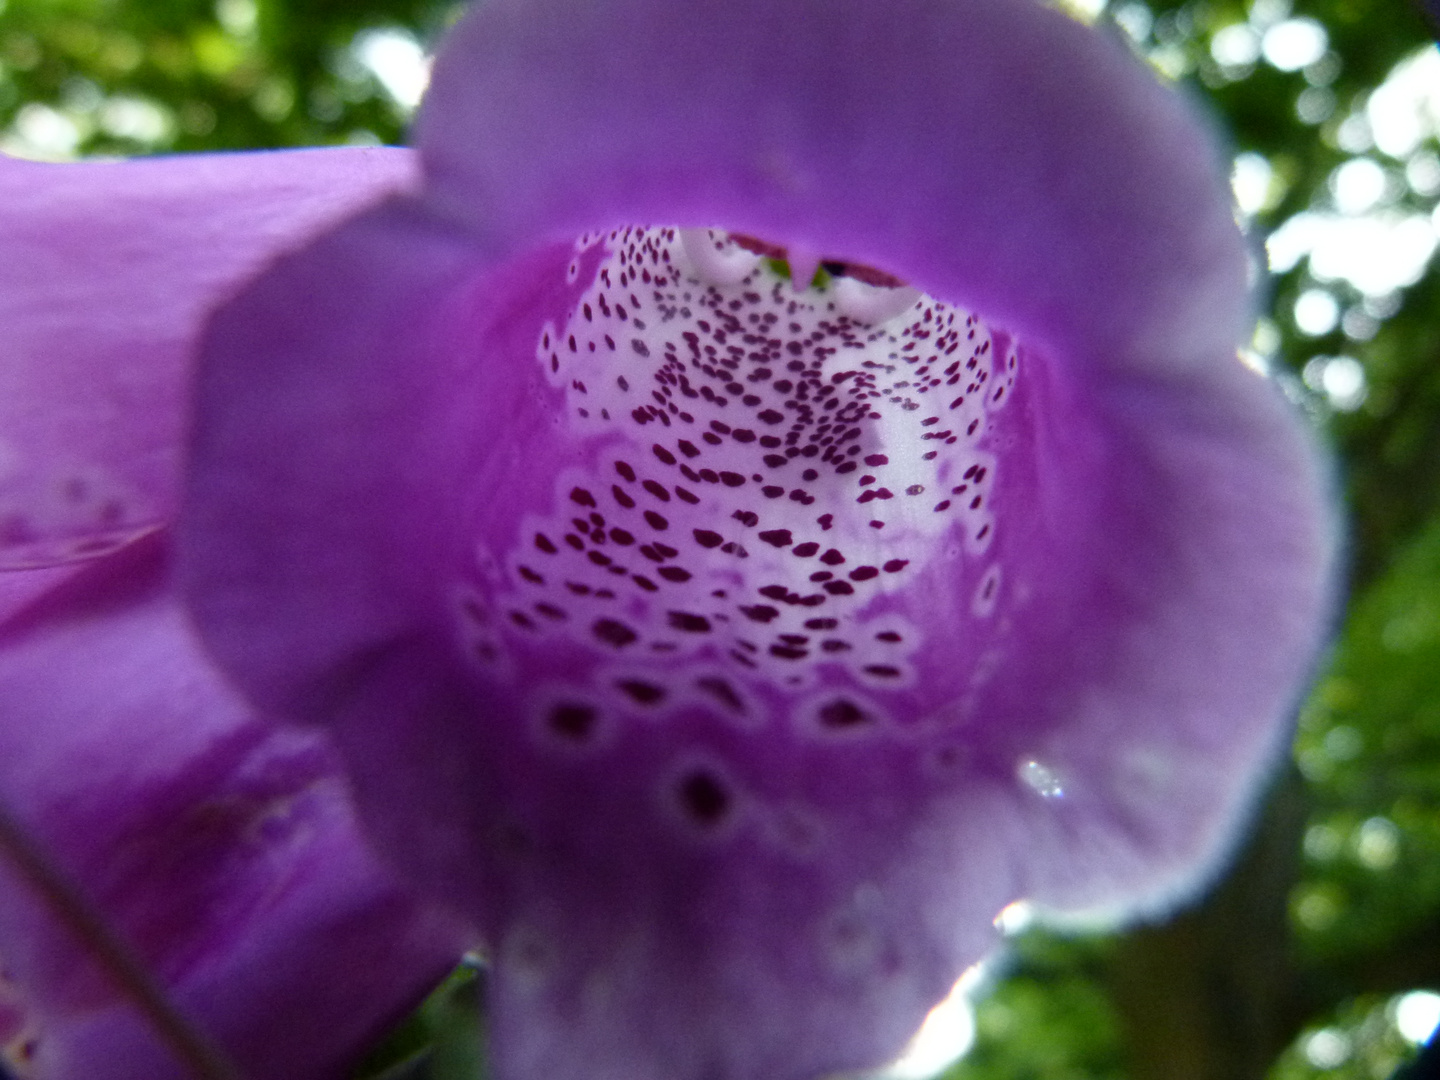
0,147,416,571
0,536,465,1080
182,3,1337,1079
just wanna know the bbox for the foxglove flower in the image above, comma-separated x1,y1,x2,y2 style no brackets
0,148,469,1079
181,2,1338,1079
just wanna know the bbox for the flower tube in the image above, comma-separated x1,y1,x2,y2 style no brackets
181,2,1338,1079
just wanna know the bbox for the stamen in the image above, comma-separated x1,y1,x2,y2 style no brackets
785,247,821,294
833,277,922,325
678,228,763,286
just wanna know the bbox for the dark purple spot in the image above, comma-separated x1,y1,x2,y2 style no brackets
675,487,700,504
678,440,701,457
593,619,638,647
876,631,903,642
570,487,597,508
536,603,567,621
644,510,670,531
549,703,598,740
763,454,788,468
535,533,558,554
820,549,846,566
632,574,658,591
677,770,730,825
642,480,671,502
819,700,869,728
565,534,585,550
658,566,693,583
741,605,779,623
610,528,635,545
616,461,637,482
696,677,745,714
733,510,759,527
863,454,889,466
792,542,819,558
612,485,636,509
519,565,544,584
864,665,902,679
770,645,808,659
849,566,879,581
805,617,838,630
653,444,677,466
668,611,712,632
618,680,667,705
821,639,852,652
761,486,785,499
823,581,855,595
883,559,909,573
757,409,785,425
694,529,724,548
759,529,793,548
720,472,745,487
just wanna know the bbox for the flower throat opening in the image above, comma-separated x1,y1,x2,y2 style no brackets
462,227,1017,702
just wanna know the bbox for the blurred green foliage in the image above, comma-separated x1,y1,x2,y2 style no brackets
0,0,458,153
1,0,1437,1077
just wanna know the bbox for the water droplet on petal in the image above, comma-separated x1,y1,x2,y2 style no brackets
1017,758,1064,799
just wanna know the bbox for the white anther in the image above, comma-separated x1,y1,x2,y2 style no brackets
833,277,922,324
786,247,821,293
679,228,763,286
